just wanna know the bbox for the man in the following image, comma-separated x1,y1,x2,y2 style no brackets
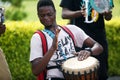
0,23,12,80
60,0,114,80
29,0,103,80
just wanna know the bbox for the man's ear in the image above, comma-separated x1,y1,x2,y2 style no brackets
37,12,39,17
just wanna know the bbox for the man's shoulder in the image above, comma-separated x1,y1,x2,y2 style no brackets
65,24,82,31
65,24,77,28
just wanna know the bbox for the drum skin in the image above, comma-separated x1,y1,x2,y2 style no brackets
62,56,99,80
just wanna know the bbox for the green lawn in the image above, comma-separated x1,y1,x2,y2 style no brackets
22,0,63,22
112,0,120,18
22,0,120,22
22,0,39,21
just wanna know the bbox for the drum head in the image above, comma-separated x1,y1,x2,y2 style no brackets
62,56,99,75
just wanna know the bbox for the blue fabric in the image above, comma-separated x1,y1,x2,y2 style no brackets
43,29,55,39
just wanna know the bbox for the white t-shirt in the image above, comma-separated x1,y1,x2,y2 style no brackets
29,25,89,79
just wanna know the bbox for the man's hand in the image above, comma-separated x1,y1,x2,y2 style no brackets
0,24,6,35
51,28,61,51
103,11,112,21
80,5,86,17
74,50,91,61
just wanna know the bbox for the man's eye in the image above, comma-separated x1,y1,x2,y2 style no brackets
47,13,53,16
39,15,45,17
39,13,53,18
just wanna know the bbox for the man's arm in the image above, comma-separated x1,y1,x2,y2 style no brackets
61,7,86,19
31,28,61,76
84,37,103,55
76,37,103,61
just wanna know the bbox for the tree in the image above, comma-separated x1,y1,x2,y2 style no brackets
1,0,27,21
1,0,23,7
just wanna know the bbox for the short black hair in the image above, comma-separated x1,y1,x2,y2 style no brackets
37,0,56,12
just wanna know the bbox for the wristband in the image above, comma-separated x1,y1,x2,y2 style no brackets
85,48,92,55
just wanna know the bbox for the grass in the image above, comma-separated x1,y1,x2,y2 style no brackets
22,0,120,22
112,0,120,18
22,0,39,22
22,0,63,22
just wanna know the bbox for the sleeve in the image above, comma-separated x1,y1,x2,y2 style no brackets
66,25,89,48
29,33,43,62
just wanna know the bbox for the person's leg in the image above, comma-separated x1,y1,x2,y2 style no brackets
0,48,12,80
95,38,108,80
96,47,108,80
98,60,108,80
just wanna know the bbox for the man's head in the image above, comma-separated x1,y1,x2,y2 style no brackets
37,0,56,28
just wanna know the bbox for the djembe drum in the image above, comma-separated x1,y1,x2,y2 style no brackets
62,56,99,80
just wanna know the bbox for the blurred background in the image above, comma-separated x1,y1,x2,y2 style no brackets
0,0,119,22
0,0,120,80
0,0,64,22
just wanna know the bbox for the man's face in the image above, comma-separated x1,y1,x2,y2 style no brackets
38,6,56,27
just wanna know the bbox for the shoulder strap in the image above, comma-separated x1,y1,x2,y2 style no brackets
35,30,47,80
60,26,76,46
61,26,82,52
35,30,48,55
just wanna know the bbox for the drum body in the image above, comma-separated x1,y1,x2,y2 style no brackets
62,56,99,80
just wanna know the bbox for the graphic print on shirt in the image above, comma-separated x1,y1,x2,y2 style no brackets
43,28,76,67
81,0,99,23
52,35,75,62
